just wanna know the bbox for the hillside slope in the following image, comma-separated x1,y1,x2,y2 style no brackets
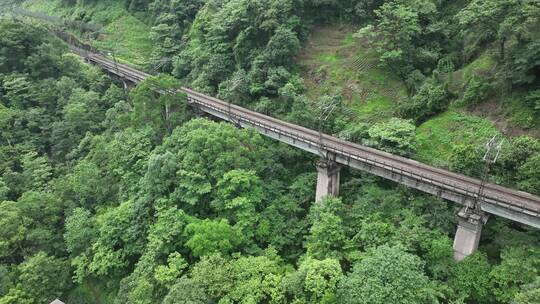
297,25,539,168
18,0,540,194
23,0,153,66
17,0,540,194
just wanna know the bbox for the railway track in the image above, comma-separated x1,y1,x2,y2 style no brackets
78,48,540,227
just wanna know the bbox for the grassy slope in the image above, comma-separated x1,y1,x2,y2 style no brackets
416,110,498,166
448,51,540,134
297,25,406,124
297,25,508,168
23,0,153,67
13,2,537,167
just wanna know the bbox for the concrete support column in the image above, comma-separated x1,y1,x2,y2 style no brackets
315,159,341,202
453,208,488,261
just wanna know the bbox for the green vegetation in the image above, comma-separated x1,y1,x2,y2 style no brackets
298,26,406,123
416,110,499,166
23,0,153,66
1,0,540,303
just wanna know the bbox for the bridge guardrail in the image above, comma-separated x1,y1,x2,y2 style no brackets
81,46,540,222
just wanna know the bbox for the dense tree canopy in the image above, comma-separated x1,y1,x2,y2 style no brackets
337,245,437,304
1,0,540,302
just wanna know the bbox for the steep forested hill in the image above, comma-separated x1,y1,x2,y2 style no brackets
0,1,539,303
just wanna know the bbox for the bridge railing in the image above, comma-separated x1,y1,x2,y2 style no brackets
188,94,540,218
79,44,540,220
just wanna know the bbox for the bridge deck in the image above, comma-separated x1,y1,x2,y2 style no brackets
75,47,540,228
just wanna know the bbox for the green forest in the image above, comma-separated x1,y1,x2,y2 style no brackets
0,0,539,303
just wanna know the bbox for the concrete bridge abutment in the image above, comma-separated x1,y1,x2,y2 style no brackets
453,207,489,261
315,158,341,202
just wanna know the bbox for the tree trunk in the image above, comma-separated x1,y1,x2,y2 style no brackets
499,37,506,60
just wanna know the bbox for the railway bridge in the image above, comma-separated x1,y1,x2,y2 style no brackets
71,46,540,261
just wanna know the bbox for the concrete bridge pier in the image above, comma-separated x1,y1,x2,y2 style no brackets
315,158,341,202
453,207,489,261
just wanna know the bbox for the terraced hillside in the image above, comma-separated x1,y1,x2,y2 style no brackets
297,25,539,168
298,25,406,123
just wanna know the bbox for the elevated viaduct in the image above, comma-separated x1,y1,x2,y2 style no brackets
71,45,540,261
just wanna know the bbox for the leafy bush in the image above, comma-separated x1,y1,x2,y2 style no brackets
447,252,494,303
524,90,540,116
448,144,484,177
517,154,540,195
365,118,417,157
399,78,450,123
461,75,493,106
337,245,436,304
338,123,370,143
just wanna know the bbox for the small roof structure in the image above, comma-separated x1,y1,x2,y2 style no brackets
50,300,65,304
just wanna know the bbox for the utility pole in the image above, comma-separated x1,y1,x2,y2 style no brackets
111,23,120,76
227,76,245,127
314,96,344,203
151,57,172,74
108,50,121,76
453,134,504,261
103,22,130,93
472,134,505,213
316,96,340,156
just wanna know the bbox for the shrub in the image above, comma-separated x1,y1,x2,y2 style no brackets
461,75,493,106
365,118,417,157
399,79,450,123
